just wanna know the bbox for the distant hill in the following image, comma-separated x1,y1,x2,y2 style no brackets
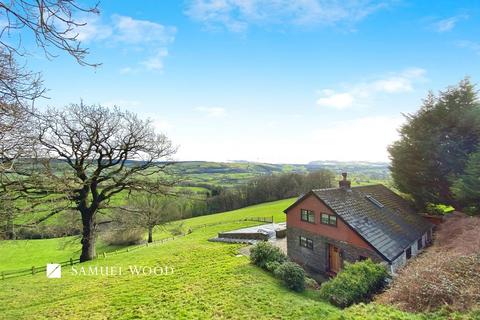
168,160,391,189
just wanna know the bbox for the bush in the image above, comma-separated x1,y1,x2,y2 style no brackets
16,224,81,239
319,259,388,308
377,214,480,313
249,241,287,270
168,222,185,236
100,228,144,246
341,303,480,320
265,260,282,272
274,261,306,292
426,203,454,215
305,277,320,289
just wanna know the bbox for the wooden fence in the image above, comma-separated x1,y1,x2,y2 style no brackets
0,216,274,280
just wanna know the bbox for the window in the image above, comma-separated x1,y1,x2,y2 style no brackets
417,238,423,250
300,209,315,223
365,195,384,208
299,236,313,249
321,213,337,226
406,247,412,260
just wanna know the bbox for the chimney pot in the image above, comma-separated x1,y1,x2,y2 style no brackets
339,172,351,190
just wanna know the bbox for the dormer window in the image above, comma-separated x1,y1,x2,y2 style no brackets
321,213,337,226
300,209,315,223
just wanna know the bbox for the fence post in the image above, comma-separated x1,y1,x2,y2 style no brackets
1,271,4,280
103,252,107,258
31,266,35,275
70,258,73,266
272,216,274,223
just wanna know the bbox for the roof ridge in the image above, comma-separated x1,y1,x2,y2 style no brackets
312,184,386,192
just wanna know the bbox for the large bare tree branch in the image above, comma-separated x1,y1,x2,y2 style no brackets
0,0,100,67
33,103,177,261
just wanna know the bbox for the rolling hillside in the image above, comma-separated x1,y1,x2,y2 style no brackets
0,198,459,320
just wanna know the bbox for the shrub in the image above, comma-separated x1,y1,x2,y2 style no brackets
168,222,185,236
16,224,81,239
249,241,287,270
319,259,388,308
377,213,480,313
265,260,282,272
100,228,144,246
305,277,320,290
338,303,480,320
426,203,454,215
274,261,306,292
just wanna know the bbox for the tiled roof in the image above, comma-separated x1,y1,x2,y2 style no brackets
310,184,433,262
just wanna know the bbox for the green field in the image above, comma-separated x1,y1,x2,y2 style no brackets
171,161,391,188
0,198,463,320
0,198,295,271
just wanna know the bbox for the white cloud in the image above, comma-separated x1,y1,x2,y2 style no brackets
185,0,394,32
432,15,467,33
316,68,426,109
141,49,169,71
195,107,227,117
112,15,176,45
456,40,480,55
317,90,354,109
311,116,404,161
75,16,113,42
75,14,176,72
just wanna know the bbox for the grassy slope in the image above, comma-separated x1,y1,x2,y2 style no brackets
0,198,344,319
0,198,464,320
0,198,295,272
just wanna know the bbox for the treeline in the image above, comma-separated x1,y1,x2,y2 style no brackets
389,78,480,214
189,170,335,216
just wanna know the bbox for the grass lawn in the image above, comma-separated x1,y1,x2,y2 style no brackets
0,219,340,319
0,197,467,319
1,198,296,272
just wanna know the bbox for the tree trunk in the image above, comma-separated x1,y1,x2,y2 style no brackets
148,226,153,243
5,215,15,240
80,210,96,262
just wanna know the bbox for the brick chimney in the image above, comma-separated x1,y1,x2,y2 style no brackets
339,172,351,190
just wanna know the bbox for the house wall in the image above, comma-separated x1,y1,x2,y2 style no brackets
287,226,383,273
285,194,383,273
389,228,433,274
286,193,374,250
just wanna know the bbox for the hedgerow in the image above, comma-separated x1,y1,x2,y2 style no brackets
319,259,388,308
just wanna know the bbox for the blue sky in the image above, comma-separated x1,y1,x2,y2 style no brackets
26,0,480,163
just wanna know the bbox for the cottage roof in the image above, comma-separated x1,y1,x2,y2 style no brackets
285,184,433,262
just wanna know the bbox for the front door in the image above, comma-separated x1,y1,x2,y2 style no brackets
328,244,342,274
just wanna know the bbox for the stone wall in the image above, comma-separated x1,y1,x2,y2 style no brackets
287,226,383,274
217,232,270,241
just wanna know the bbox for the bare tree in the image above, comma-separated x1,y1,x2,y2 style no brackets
0,0,99,66
0,54,40,238
33,103,177,261
118,193,182,243
0,1,101,237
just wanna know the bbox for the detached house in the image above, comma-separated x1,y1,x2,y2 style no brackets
284,173,433,275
